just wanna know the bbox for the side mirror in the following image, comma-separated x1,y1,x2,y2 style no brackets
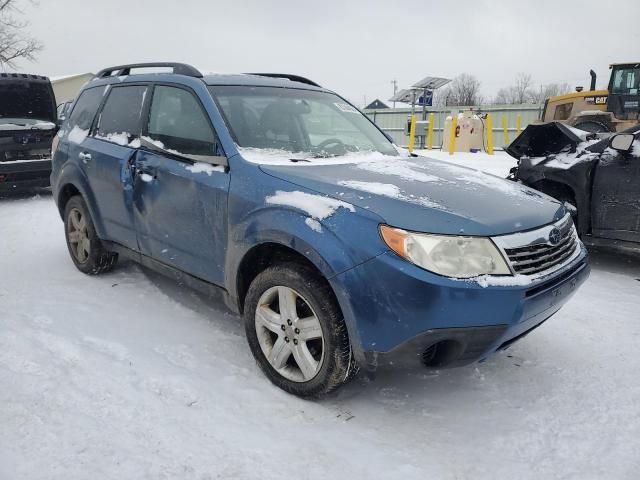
609,133,635,153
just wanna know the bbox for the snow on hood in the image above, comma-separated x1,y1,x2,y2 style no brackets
237,147,407,166
259,154,565,236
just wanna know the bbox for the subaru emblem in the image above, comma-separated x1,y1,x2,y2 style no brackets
548,228,562,246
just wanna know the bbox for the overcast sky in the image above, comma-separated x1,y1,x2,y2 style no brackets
19,0,640,105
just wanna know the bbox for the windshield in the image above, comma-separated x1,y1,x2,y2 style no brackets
208,85,396,158
610,66,640,95
0,81,55,124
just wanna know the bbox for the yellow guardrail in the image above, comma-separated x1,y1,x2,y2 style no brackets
448,115,457,155
486,113,494,155
408,114,416,153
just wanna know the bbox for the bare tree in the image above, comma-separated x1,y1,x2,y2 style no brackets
528,82,573,103
494,73,533,104
512,73,532,104
440,73,482,106
0,0,41,68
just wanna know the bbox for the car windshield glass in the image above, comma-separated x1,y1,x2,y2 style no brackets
208,85,396,158
0,81,55,123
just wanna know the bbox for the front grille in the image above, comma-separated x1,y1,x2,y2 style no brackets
504,228,578,275
492,214,580,278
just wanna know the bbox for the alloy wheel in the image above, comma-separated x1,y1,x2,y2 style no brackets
255,286,325,382
67,207,90,263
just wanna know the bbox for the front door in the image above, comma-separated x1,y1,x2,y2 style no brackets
133,84,230,286
591,135,640,243
82,84,149,250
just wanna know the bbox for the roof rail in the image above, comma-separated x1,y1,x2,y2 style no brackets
246,73,321,87
95,62,203,79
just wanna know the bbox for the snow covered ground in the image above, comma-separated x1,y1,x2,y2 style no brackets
414,148,517,177
2,153,639,479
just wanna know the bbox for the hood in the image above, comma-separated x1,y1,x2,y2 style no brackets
506,121,603,160
259,155,565,236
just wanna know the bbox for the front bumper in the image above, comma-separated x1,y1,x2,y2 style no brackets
0,159,52,192
331,244,590,372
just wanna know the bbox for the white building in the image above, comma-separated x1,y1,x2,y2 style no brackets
50,73,94,105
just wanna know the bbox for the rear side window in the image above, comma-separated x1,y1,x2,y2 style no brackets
67,87,103,131
96,85,147,143
146,85,216,156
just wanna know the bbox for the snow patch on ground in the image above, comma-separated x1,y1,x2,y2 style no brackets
1,196,639,479
266,190,355,220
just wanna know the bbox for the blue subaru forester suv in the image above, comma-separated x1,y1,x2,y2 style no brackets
51,63,590,397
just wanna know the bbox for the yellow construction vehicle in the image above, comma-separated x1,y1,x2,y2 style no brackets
541,62,640,133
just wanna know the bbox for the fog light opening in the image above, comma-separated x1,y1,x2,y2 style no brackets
422,340,464,367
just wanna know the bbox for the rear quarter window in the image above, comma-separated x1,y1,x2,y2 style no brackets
67,87,104,131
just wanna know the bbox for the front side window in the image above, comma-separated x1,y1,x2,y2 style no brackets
209,85,396,158
67,87,104,131
96,85,147,143
146,85,216,156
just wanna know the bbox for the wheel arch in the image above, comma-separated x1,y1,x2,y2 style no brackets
56,182,81,218
53,166,107,239
529,178,589,233
234,241,335,315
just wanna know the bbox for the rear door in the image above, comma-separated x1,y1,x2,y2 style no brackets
591,135,640,243
82,84,149,250
133,84,230,285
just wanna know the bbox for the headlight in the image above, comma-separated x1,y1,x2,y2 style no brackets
380,225,511,278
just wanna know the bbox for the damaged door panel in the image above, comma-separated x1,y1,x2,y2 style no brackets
132,84,230,286
591,151,640,243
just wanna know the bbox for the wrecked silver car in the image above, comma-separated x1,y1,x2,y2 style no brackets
508,121,640,252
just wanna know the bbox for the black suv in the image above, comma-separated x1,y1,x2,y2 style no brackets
0,73,58,193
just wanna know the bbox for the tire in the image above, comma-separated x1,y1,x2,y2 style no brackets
63,195,118,275
244,262,355,397
573,121,611,134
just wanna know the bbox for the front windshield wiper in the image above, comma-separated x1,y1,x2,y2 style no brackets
289,158,312,163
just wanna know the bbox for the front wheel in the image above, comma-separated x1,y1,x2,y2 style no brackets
244,263,355,397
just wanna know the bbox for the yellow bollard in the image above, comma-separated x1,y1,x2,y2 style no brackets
502,115,509,146
486,114,494,155
448,115,457,155
408,115,417,154
516,114,522,136
427,112,434,150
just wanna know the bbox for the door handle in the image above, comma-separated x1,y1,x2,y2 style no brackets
79,152,92,161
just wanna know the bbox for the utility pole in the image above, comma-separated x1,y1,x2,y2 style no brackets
391,79,398,108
